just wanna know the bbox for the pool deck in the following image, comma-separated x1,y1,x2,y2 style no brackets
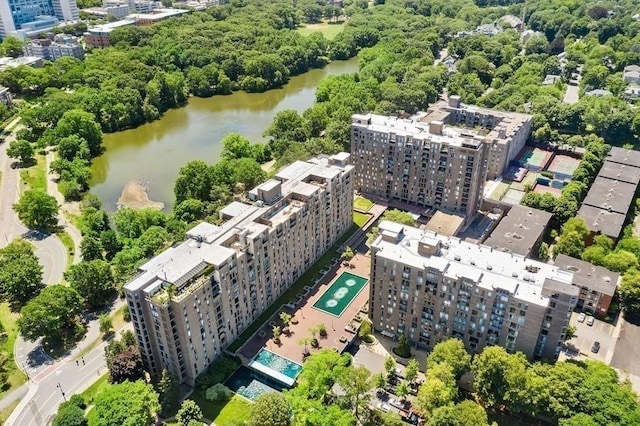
239,248,372,365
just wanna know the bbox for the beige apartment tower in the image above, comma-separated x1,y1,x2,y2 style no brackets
124,154,353,385
370,221,577,360
351,97,532,218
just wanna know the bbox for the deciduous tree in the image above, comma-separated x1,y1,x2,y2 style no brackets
92,380,159,426
64,260,114,309
13,190,59,230
249,392,292,426
18,285,83,343
176,399,202,426
0,239,43,308
426,339,471,380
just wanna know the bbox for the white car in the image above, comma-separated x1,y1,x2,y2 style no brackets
586,316,595,326
377,401,390,412
577,313,586,323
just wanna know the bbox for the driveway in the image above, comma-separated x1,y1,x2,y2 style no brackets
610,313,640,376
564,312,616,363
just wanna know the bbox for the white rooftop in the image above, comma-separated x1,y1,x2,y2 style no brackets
372,221,574,306
124,154,353,297
354,113,485,148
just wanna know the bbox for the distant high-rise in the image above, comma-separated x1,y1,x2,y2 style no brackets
351,97,532,219
0,0,79,38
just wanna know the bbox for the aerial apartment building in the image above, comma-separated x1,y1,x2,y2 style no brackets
23,34,84,61
0,0,78,37
370,221,578,360
351,97,531,219
124,154,353,385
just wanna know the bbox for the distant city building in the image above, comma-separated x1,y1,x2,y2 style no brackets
23,34,84,60
0,0,78,38
351,97,532,219
483,205,552,258
623,65,640,84
124,154,353,385
0,86,13,108
499,14,523,30
129,8,189,26
584,89,612,97
369,221,578,360
84,8,189,47
578,147,640,240
84,19,135,48
0,56,43,70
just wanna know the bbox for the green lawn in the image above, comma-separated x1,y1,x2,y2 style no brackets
353,211,372,228
19,154,47,193
353,196,374,212
227,223,358,352
0,303,27,397
296,21,345,40
191,390,252,425
81,373,109,405
55,229,75,267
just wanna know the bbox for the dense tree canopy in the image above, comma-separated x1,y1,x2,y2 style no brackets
18,285,83,343
92,380,160,426
13,190,59,230
0,239,43,308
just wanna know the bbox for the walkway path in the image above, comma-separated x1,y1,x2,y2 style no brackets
45,148,82,265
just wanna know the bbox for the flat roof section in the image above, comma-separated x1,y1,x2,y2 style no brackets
554,254,619,297
577,204,626,239
424,211,465,236
597,161,640,186
581,178,636,215
484,205,552,257
606,147,640,167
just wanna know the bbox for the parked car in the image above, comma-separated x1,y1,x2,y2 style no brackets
377,401,391,412
586,316,595,326
577,313,586,322
591,341,600,353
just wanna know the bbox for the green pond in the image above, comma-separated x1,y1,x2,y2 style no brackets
90,57,359,211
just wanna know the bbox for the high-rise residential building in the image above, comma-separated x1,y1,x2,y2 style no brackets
369,221,578,360
351,97,532,219
124,154,353,385
0,0,78,38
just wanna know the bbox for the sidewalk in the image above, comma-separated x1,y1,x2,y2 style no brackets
45,149,83,265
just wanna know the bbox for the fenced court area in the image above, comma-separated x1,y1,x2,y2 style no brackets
514,146,553,172
546,155,580,180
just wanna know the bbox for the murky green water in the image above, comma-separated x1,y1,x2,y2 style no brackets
90,57,359,211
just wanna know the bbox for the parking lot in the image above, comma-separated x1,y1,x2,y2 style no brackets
563,312,616,362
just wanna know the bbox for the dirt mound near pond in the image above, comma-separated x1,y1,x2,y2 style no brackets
117,180,164,210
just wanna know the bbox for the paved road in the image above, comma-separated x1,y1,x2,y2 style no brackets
0,122,67,283
6,322,132,426
610,313,640,376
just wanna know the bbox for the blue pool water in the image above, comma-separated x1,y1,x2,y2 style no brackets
253,349,302,380
225,366,282,402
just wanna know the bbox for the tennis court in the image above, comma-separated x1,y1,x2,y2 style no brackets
546,155,580,180
516,147,553,172
533,184,562,196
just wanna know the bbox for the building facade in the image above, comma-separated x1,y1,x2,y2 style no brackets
124,154,353,385
553,254,618,317
0,0,78,37
23,34,84,60
351,97,531,219
370,221,578,360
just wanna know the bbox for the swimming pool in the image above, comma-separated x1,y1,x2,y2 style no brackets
312,272,368,317
248,348,303,387
225,366,282,402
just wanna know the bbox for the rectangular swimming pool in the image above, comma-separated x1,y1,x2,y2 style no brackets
248,348,303,387
225,366,282,402
312,272,368,317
